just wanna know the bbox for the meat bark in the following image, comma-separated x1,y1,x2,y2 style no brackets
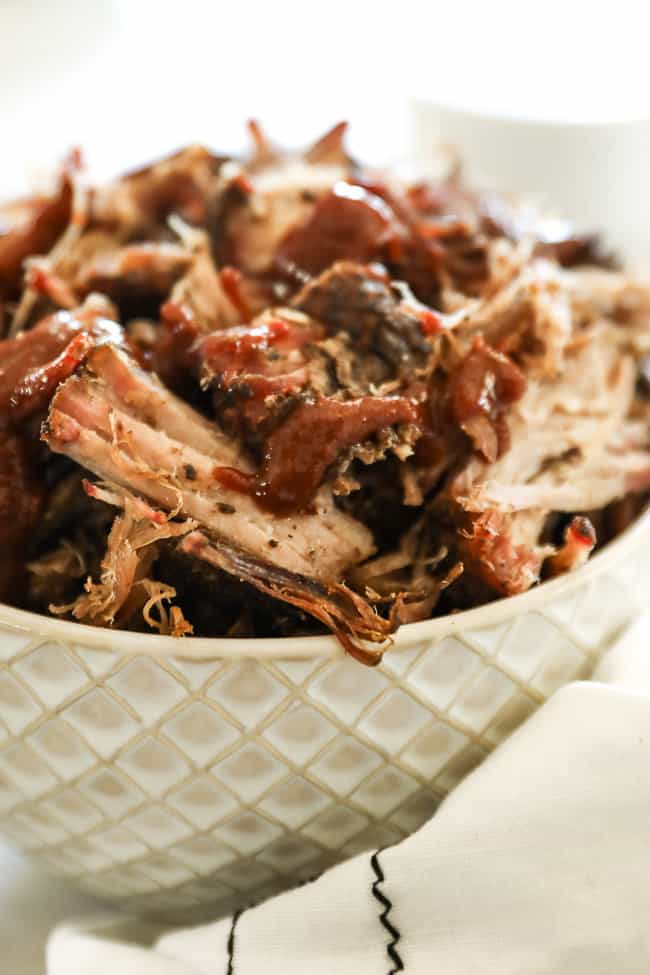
0,125,648,659
43,345,392,652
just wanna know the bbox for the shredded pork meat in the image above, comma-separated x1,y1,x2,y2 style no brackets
1,123,649,662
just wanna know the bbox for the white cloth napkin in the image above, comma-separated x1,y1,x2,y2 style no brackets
48,614,650,974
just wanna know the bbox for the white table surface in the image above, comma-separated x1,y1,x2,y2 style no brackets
0,839,105,974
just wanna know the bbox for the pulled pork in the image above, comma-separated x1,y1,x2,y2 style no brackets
1,123,649,663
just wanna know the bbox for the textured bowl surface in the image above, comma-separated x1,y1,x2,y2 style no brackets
1,512,649,920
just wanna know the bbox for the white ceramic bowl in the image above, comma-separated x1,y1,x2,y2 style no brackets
409,99,650,266
0,513,649,920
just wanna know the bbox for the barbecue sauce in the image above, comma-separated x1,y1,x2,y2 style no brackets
449,336,525,461
212,395,420,516
0,180,72,299
276,181,397,275
0,307,124,599
0,307,122,421
0,431,46,599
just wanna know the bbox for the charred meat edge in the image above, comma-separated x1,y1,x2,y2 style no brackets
42,345,397,654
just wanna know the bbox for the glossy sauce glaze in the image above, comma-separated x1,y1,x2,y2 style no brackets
0,308,125,598
212,394,420,515
0,308,123,422
0,181,72,299
449,336,525,461
276,181,397,275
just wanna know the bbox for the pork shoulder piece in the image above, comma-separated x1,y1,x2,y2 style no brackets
74,242,192,299
219,154,352,275
179,531,394,665
43,345,374,585
0,173,72,300
451,258,574,378
454,507,553,597
163,230,245,332
292,261,432,376
51,484,196,626
439,322,650,597
275,182,398,276
0,296,122,422
90,145,225,237
0,431,45,599
453,326,650,514
545,516,596,576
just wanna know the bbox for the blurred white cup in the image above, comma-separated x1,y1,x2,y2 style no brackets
410,99,650,265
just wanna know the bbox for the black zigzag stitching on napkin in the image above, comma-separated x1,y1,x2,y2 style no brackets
370,850,404,973
225,873,319,973
226,909,243,975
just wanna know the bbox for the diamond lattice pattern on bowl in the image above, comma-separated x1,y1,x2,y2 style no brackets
0,528,648,920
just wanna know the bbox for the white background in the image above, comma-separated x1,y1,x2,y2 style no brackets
2,1,650,971
2,0,650,191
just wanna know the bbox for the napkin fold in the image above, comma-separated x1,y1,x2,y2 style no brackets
48,616,650,974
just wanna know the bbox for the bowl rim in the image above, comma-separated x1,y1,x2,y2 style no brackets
410,94,650,130
2,509,649,661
